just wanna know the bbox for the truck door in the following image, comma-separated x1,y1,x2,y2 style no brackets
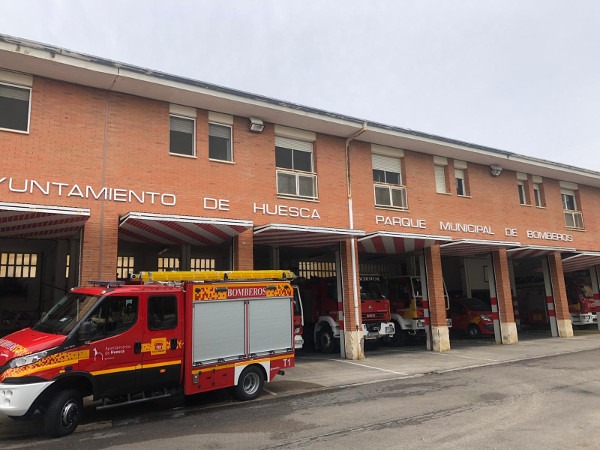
139,292,184,390
81,294,144,397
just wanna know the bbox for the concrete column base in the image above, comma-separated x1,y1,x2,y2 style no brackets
557,319,574,337
431,326,451,352
500,322,518,344
343,330,365,360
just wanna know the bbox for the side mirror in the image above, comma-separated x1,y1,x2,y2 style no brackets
78,321,94,342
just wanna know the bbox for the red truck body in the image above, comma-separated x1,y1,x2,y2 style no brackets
0,270,296,437
298,275,394,352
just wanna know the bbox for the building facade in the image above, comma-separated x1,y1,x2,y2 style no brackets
1,34,600,358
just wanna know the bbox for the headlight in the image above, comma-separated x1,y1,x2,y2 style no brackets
480,314,492,321
9,350,48,368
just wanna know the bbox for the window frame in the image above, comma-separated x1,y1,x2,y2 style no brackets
0,81,32,134
275,137,318,200
561,188,584,230
517,181,529,205
434,164,449,194
208,122,233,162
455,168,467,197
372,153,407,209
533,183,543,207
169,113,196,158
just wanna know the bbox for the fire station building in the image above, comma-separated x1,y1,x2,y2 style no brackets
1,34,600,359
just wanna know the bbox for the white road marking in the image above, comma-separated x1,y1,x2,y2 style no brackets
334,359,409,375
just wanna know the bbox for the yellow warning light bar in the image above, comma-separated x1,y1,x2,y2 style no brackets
132,270,296,283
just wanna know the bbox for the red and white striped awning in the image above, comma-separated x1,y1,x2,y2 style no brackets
561,252,600,273
119,212,253,246
506,245,576,260
440,239,521,257
253,223,364,247
358,232,452,254
0,202,90,239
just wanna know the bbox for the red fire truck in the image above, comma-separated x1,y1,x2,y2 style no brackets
0,270,296,437
386,276,452,346
298,275,395,353
566,278,597,326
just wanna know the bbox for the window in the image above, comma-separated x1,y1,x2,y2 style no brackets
148,295,178,331
170,115,195,156
433,156,449,194
117,256,135,279
65,254,71,279
517,181,529,205
190,258,215,271
209,123,232,161
0,82,31,133
533,183,543,207
158,257,180,271
372,154,407,209
87,296,139,339
434,165,448,193
275,136,317,199
0,253,37,278
561,188,584,230
298,261,336,279
455,169,466,196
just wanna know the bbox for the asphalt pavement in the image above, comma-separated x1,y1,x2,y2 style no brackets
3,329,600,441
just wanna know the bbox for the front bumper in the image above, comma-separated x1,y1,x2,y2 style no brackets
363,322,395,340
0,381,54,417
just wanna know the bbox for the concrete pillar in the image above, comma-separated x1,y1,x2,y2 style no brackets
425,244,450,352
81,212,119,282
340,239,364,360
548,252,573,337
492,249,518,344
233,229,254,270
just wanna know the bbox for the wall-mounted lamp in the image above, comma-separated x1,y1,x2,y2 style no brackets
249,117,265,133
490,165,503,177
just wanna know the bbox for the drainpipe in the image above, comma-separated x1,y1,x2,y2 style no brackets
345,123,368,339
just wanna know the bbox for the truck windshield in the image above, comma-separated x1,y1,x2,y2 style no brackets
33,293,101,335
359,276,387,300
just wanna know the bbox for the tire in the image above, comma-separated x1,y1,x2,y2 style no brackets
317,326,335,353
233,366,264,401
43,389,83,438
467,324,481,338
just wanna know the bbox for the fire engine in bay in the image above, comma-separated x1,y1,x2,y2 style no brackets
297,274,395,353
0,270,298,437
386,276,452,346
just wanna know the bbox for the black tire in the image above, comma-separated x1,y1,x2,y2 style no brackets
233,366,264,401
467,324,481,338
317,326,335,353
43,389,83,438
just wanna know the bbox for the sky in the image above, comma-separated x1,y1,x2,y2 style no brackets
1,0,599,170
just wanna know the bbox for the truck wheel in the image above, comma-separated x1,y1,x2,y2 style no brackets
233,366,264,401
467,324,481,338
43,389,83,437
317,326,335,353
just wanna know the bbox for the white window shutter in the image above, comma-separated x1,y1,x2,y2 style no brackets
435,165,447,193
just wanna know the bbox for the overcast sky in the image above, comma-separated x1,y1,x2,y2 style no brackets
1,0,599,170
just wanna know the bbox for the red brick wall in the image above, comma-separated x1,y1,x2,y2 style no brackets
492,248,515,323
425,245,447,327
3,76,600,280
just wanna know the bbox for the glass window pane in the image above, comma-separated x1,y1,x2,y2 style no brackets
385,171,401,185
298,175,315,197
0,90,29,132
456,179,465,196
375,186,391,206
209,135,231,161
277,172,297,195
373,169,385,183
293,150,312,172
170,130,194,156
391,188,407,208
275,147,293,169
